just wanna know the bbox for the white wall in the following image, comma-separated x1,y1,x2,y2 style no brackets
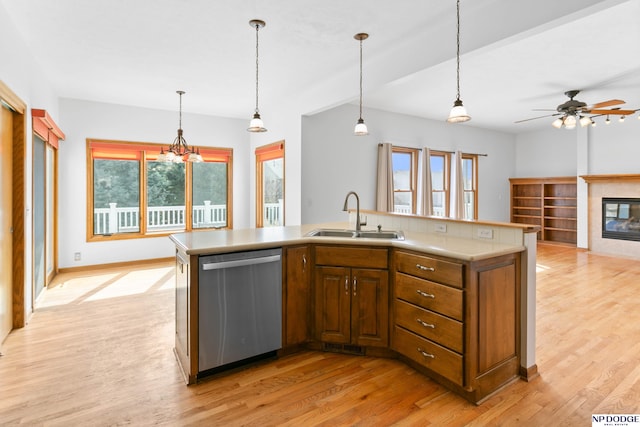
1,3,60,320
515,128,578,177
58,98,249,268
588,121,640,174
301,104,517,224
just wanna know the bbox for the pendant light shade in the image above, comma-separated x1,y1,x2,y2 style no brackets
354,33,369,136
248,19,267,132
447,0,471,123
158,90,202,163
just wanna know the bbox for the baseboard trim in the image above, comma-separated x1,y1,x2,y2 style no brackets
519,364,539,381
57,257,174,274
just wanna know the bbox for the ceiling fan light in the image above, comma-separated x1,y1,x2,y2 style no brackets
579,116,592,127
551,117,564,129
605,115,611,124
619,115,625,123
564,115,577,128
591,119,596,127
354,118,369,136
447,99,471,123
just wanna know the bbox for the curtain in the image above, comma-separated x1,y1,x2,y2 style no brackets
376,142,394,212
420,147,433,216
450,150,464,219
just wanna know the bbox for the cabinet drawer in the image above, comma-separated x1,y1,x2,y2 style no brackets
394,251,463,288
393,325,463,386
394,272,463,321
315,246,388,269
394,299,463,353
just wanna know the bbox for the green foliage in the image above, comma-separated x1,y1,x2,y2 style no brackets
93,160,140,208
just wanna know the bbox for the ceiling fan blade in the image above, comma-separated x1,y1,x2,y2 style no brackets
587,109,636,115
514,113,560,124
588,99,625,109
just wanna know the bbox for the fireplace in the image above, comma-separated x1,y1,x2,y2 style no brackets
602,198,640,242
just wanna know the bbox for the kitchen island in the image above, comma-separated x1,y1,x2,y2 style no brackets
170,213,538,404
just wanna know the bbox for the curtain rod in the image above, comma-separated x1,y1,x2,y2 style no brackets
379,143,487,157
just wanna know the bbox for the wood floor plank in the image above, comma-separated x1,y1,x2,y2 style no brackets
1,244,640,426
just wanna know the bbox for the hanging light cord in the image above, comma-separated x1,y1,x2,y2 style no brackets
178,91,183,131
254,22,260,115
359,37,364,120
455,0,461,102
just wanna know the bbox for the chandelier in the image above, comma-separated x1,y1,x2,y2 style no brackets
158,90,202,163
446,0,471,123
354,32,369,136
248,19,267,132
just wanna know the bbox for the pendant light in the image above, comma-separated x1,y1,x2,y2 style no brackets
158,90,202,163
447,0,471,123
248,19,267,132
354,33,369,136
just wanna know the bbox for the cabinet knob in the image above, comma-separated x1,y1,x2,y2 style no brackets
416,289,435,299
417,348,435,359
345,276,349,294
353,276,357,296
416,264,435,272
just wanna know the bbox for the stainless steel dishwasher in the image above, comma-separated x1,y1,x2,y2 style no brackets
198,248,282,374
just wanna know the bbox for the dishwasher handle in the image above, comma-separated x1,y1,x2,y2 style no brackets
201,254,281,271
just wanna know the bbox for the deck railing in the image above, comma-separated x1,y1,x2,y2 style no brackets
94,201,283,234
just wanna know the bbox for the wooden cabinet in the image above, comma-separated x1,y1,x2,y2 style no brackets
314,246,389,348
283,245,310,349
392,249,521,403
510,177,577,244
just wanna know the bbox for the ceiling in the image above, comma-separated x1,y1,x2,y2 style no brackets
2,0,639,134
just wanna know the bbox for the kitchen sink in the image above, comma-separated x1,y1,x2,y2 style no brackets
305,228,404,240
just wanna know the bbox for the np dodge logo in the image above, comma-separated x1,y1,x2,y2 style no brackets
592,414,640,427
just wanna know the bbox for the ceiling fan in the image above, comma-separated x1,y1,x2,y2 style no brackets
515,90,638,129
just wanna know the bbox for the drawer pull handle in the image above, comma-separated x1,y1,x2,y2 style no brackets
416,290,435,299
416,264,435,272
417,348,435,359
416,318,435,329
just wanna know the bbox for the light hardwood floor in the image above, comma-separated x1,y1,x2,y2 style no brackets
1,244,639,426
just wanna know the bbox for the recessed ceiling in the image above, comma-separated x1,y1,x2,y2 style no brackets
2,0,639,134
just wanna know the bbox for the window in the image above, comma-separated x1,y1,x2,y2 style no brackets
87,139,232,240
429,151,451,217
392,147,419,214
256,141,284,227
461,154,478,219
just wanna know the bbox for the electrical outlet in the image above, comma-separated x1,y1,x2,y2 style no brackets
477,228,494,239
434,223,447,233
74,252,81,261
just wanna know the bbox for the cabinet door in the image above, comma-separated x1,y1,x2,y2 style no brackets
315,266,351,343
351,268,389,347
284,246,310,347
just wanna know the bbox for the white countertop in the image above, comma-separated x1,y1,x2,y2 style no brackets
169,222,525,261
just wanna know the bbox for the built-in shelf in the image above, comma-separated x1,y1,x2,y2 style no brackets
510,177,577,245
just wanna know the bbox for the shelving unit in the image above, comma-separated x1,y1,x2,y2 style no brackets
510,177,577,245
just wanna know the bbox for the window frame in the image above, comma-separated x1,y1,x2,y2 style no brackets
255,141,285,228
86,139,233,241
391,146,419,214
429,150,451,217
462,153,478,220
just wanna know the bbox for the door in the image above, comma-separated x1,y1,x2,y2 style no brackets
284,245,310,347
1,105,13,341
351,268,389,347
314,266,350,343
33,135,56,300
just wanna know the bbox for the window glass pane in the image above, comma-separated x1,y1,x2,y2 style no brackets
394,192,412,213
147,161,185,232
462,158,473,191
392,152,411,191
192,162,228,228
464,191,474,220
93,159,140,235
432,191,445,217
430,156,445,191
261,158,284,227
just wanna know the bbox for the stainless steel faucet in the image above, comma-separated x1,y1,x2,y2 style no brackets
343,191,366,231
